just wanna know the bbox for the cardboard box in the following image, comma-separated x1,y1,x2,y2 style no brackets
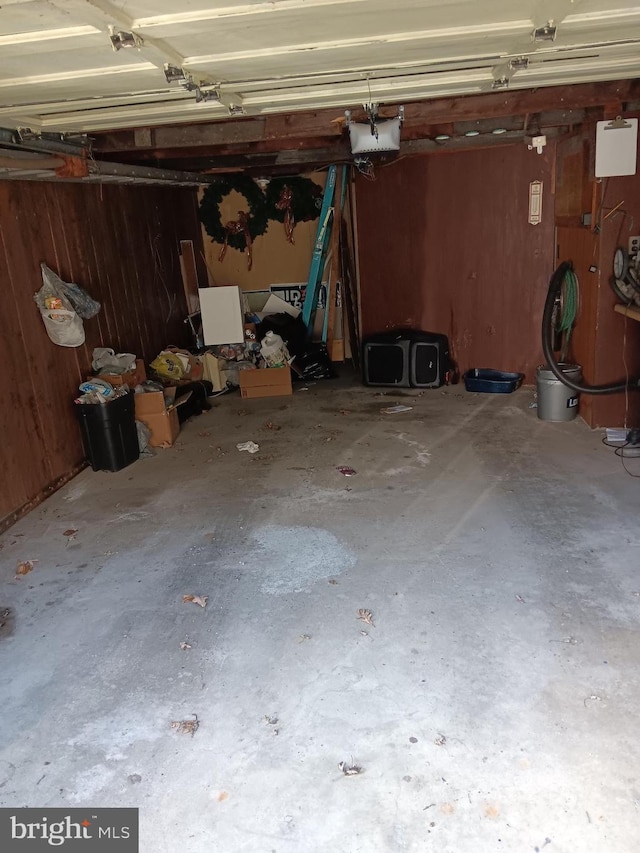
134,387,190,447
91,358,146,388
239,366,292,399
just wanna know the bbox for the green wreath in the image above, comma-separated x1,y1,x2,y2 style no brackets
199,175,269,251
265,176,323,224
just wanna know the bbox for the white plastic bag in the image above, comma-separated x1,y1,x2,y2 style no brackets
39,308,85,347
34,263,85,347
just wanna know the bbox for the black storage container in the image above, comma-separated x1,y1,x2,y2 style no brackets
75,391,139,472
363,337,411,387
363,330,451,388
409,332,451,388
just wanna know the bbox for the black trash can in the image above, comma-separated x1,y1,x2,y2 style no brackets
75,391,139,472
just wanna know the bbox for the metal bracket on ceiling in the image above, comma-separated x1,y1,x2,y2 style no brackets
163,64,187,84
15,127,40,143
533,21,557,42
364,102,379,138
108,27,143,51
195,87,221,103
164,64,228,106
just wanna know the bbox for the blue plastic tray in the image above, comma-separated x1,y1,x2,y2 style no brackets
463,368,524,393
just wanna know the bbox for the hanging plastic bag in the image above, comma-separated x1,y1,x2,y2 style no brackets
58,278,101,319
39,308,85,348
34,265,85,348
39,263,101,319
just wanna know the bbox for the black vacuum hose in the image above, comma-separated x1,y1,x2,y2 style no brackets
541,261,639,395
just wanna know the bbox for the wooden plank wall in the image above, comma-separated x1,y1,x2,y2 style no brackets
0,180,205,530
355,143,556,380
555,125,640,428
591,169,640,428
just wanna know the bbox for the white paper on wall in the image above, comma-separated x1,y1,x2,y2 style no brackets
595,118,638,178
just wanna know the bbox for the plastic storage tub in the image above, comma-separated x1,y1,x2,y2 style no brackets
75,391,139,472
463,368,524,394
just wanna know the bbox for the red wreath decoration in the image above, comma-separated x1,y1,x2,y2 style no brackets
275,185,295,244
218,210,253,271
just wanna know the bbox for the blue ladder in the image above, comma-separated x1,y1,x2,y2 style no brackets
321,165,348,343
302,165,337,334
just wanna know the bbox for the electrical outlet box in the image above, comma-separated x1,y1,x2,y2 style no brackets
629,235,640,256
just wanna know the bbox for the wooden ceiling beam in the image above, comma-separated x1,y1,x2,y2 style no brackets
97,133,343,162
91,79,640,155
387,80,639,124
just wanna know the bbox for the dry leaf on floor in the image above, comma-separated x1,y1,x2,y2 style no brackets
180,642,192,650
337,466,357,476
170,715,199,737
434,734,447,746
63,529,77,537
339,409,351,415
183,594,208,608
264,421,281,431
356,608,374,626
252,453,274,463
15,560,38,577
338,761,363,776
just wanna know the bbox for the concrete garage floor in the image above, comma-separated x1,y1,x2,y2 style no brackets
1,377,639,853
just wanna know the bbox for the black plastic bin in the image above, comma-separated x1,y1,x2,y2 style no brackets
75,391,139,472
